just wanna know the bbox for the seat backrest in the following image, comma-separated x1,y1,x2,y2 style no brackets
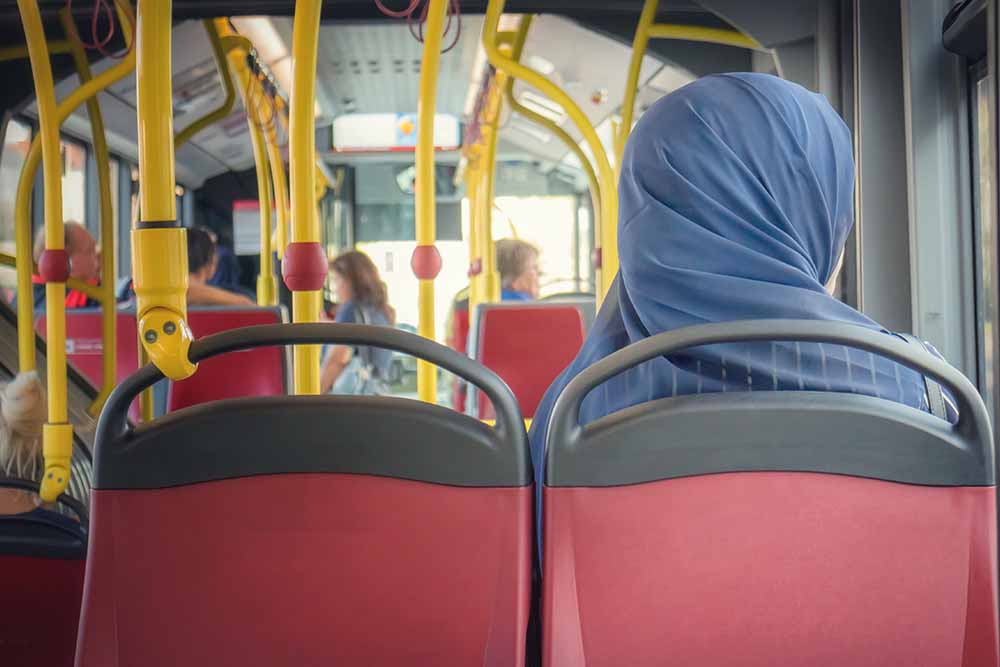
167,306,287,412
0,479,88,667
449,305,470,412
469,303,584,419
36,308,140,390
77,323,532,667
540,293,597,331
542,320,998,667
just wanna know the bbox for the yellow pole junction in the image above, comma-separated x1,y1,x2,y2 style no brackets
615,0,763,171
13,0,134,381
482,0,618,304
288,0,323,395
414,0,449,404
174,20,236,150
17,0,73,502
502,15,602,248
58,4,131,416
133,0,197,382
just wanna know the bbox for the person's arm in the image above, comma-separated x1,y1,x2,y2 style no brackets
320,344,353,394
187,282,255,306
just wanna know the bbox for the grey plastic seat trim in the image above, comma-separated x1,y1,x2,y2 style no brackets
546,320,994,487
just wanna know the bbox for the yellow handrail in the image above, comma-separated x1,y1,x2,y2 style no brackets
414,0,449,403
288,0,324,395
503,15,602,248
482,0,618,304
615,0,764,172
174,20,236,150
59,5,125,416
0,40,72,63
218,21,277,306
132,0,196,382
17,0,73,502
646,23,762,49
465,149,484,314
479,73,503,305
13,0,135,383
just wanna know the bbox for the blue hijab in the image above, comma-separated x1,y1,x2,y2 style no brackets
530,74,929,502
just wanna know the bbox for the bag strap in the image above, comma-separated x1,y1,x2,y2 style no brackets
898,333,948,420
353,305,380,376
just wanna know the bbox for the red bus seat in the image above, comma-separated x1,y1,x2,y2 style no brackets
77,323,532,667
36,308,141,420
0,479,89,667
469,303,584,419
541,320,998,667
167,306,287,412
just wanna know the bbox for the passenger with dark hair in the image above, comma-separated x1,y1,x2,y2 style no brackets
186,227,254,306
320,250,395,395
530,73,958,545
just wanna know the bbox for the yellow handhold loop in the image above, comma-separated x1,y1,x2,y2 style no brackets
40,423,73,503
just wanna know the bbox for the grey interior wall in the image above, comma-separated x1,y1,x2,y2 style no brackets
901,0,976,374
853,0,912,332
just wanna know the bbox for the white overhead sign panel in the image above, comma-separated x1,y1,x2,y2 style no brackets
332,113,460,153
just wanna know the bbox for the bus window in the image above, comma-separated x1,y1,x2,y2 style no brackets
972,66,995,422
0,118,30,298
61,138,86,225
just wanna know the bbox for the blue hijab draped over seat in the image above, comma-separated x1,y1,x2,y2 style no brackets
530,73,931,496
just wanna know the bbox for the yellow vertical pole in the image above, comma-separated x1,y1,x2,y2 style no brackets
481,86,502,304
287,0,324,395
267,131,289,261
59,6,120,415
133,0,196,382
466,154,483,312
17,0,72,501
482,0,618,303
615,0,658,174
413,0,449,403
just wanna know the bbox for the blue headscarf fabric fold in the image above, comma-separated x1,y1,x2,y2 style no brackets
530,73,931,511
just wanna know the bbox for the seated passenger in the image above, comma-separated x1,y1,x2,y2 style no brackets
186,227,255,307
496,238,541,301
0,371,83,526
320,250,394,395
530,73,957,541
25,221,101,309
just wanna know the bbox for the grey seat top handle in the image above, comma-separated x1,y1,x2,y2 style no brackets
98,322,527,456
547,320,993,471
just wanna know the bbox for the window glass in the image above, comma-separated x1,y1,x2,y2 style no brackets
972,70,995,422
0,119,30,296
61,139,86,224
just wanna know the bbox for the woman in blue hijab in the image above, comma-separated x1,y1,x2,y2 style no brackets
530,73,952,523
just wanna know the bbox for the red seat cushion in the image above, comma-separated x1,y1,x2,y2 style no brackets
543,472,999,667
78,475,531,666
476,306,583,419
167,308,285,411
0,555,84,667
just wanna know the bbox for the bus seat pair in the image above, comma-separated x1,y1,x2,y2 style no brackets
74,321,998,666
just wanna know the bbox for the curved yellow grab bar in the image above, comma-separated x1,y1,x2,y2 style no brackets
17,0,73,502
503,16,602,242
174,20,236,149
14,0,135,383
482,0,618,303
646,23,762,49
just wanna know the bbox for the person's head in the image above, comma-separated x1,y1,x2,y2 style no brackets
0,371,46,483
187,226,218,284
618,73,855,325
33,221,99,282
496,238,540,299
329,250,389,315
